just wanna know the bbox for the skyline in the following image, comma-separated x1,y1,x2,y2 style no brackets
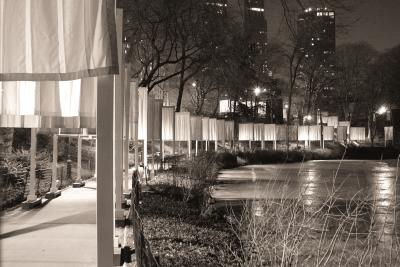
264,0,400,51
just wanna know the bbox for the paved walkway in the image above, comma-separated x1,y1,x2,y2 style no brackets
0,180,97,267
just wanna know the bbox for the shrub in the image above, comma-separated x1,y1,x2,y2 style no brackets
216,151,238,169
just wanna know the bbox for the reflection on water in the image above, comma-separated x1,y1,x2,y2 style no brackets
213,160,400,240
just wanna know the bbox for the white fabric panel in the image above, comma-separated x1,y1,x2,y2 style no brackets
321,116,328,124
298,126,309,141
238,123,254,141
326,116,339,128
339,121,350,134
208,118,217,141
253,123,264,141
190,116,203,140
350,127,366,141
152,99,162,140
175,112,191,141
323,126,334,141
337,126,347,142
137,87,147,140
147,96,155,140
275,125,286,141
202,117,209,141
309,126,321,141
162,106,174,141
0,78,96,128
385,126,393,141
216,120,225,141
224,121,234,141
0,0,118,81
264,124,276,141
129,81,138,140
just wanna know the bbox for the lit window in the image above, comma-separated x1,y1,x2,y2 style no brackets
250,7,264,12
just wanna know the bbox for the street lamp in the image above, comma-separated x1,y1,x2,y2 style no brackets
192,81,197,87
254,87,261,96
377,105,387,115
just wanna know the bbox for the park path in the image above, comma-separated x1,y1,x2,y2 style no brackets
0,180,97,267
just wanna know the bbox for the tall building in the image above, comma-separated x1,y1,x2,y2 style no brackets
298,7,336,112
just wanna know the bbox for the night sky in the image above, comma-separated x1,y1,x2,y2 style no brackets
265,0,400,51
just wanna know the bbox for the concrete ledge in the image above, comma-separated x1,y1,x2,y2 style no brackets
45,190,61,200
22,197,42,209
72,181,85,188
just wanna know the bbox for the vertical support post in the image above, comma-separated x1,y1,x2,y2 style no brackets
195,140,198,156
214,139,217,151
249,140,252,151
97,75,114,267
205,140,208,151
50,134,58,192
114,8,124,210
188,139,191,158
123,67,130,193
261,140,265,150
27,128,37,201
150,139,155,179
178,141,181,155
274,140,277,150
161,140,165,169
77,136,82,181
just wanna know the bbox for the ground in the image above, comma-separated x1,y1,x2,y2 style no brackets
140,190,239,267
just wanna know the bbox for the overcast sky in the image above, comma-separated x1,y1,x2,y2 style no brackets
264,0,400,51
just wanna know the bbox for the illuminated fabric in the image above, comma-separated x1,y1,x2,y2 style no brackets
298,126,309,141
326,116,338,128
190,116,202,140
0,0,118,81
146,96,155,139
152,99,162,140
0,78,97,128
337,126,347,142
129,81,138,140
323,126,334,141
275,125,286,141
350,127,366,141
137,87,148,140
224,121,234,141
208,118,217,141
385,126,393,141
202,117,209,141
162,106,174,141
308,126,321,141
219,100,230,113
216,120,225,141
175,112,191,141
253,123,264,141
264,124,276,141
238,123,253,141
338,121,350,134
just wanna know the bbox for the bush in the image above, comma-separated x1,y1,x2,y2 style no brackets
345,146,400,160
216,151,238,169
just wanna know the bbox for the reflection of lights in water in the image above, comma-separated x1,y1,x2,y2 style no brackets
372,166,396,239
302,170,319,207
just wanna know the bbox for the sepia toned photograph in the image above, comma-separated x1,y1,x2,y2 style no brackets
1,0,400,266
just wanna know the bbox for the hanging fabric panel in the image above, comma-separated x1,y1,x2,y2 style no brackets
308,126,321,141
253,123,264,141
137,87,148,140
350,127,366,141
0,0,118,81
190,116,203,141
0,78,96,128
339,121,350,135
275,125,286,141
326,116,338,128
208,118,217,141
264,124,276,141
337,126,347,142
385,126,393,141
323,126,334,141
217,120,225,141
162,106,174,141
238,123,254,141
152,99,162,140
202,117,209,141
224,121,234,141
298,126,309,141
147,96,155,140
175,112,191,141
129,81,138,140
